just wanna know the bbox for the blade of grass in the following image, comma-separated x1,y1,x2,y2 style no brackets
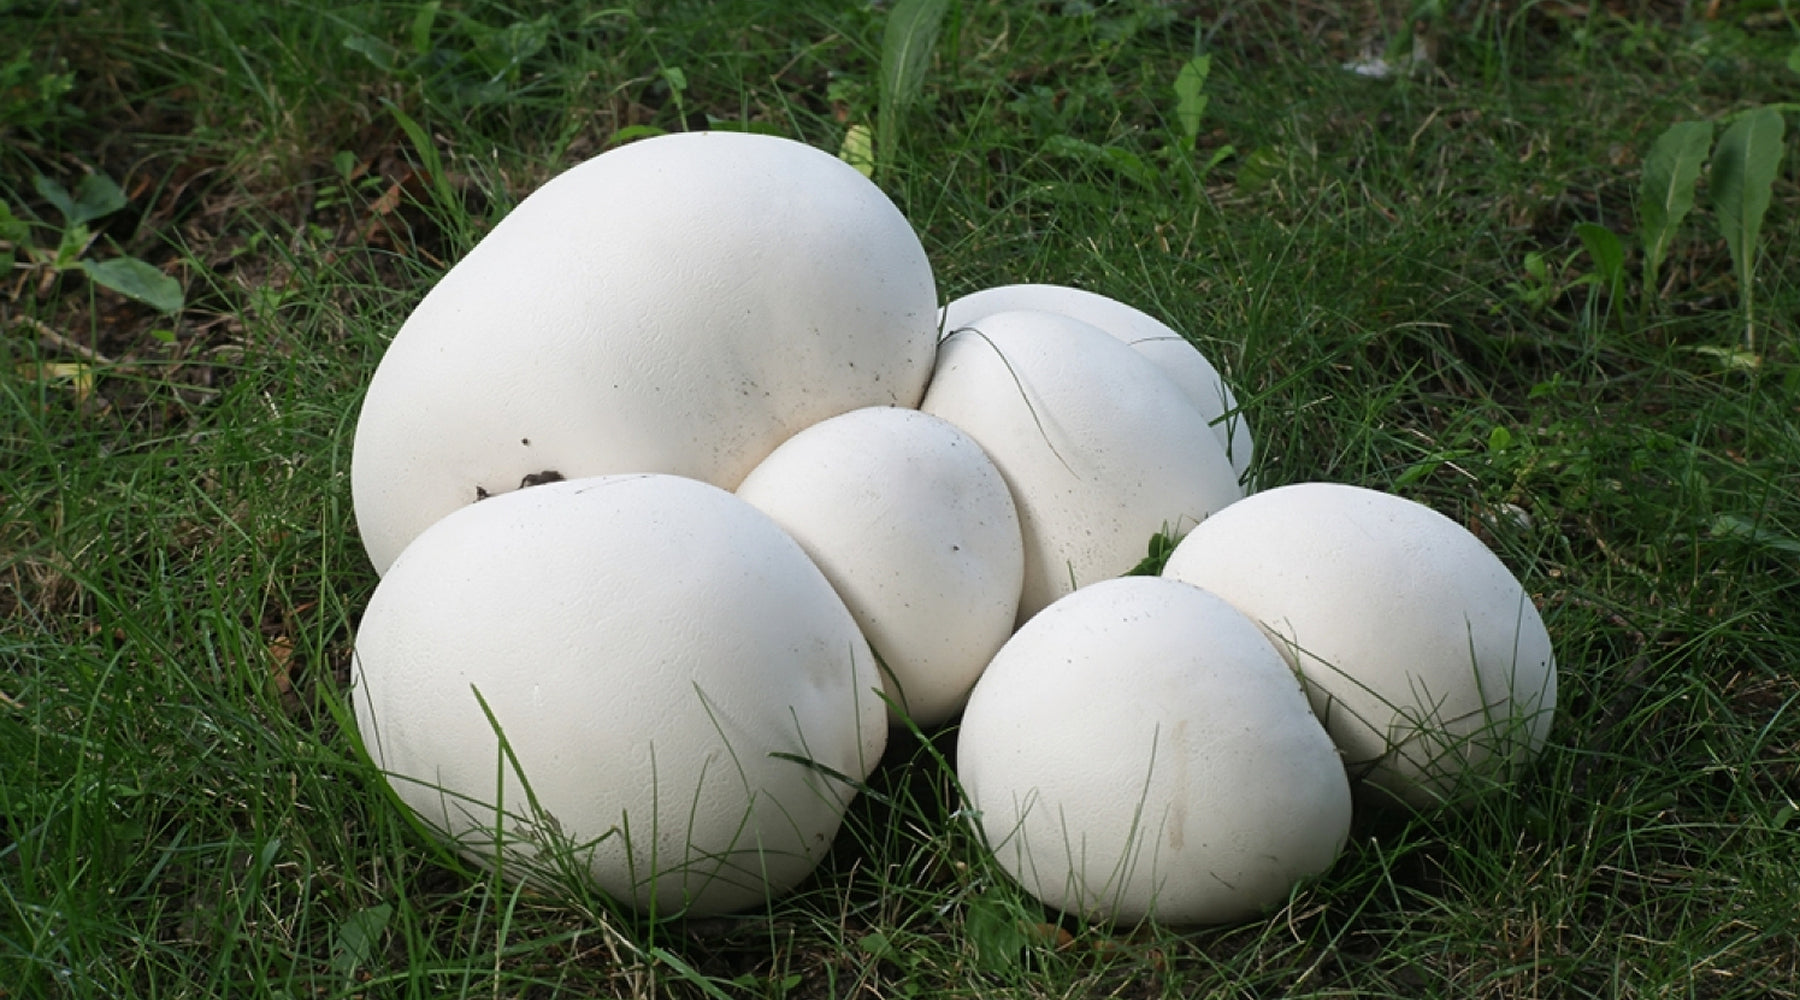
381,97,457,217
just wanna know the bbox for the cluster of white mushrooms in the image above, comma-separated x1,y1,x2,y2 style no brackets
349,132,1558,924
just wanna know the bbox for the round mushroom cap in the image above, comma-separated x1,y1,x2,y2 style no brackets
1160,482,1558,808
351,474,889,917
352,131,939,575
920,309,1243,624
736,406,1024,728
957,576,1352,925
941,284,1253,483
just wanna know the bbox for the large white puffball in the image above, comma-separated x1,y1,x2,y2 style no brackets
351,131,939,575
352,474,889,917
736,407,1023,728
919,310,1243,624
958,576,1352,925
941,284,1253,483
1160,482,1558,808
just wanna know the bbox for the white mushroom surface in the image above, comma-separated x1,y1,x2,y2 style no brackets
736,406,1023,728
352,474,889,916
351,131,939,575
957,576,1352,925
940,284,1253,482
1160,482,1558,807
919,309,1243,623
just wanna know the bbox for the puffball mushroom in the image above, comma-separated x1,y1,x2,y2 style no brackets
957,576,1352,925
735,406,1024,728
351,131,939,575
1160,482,1558,808
941,284,1254,483
351,474,888,917
920,309,1244,624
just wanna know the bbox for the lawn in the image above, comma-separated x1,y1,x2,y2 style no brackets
3,1,1798,997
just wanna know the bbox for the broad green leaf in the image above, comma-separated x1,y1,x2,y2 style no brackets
1395,458,1443,487
1522,250,1548,282
878,0,950,169
608,124,666,146
342,33,397,72
1712,107,1785,347
856,931,894,959
1126,529,1179,576
1788,44,1800,75
1711,108,1785,301
1710,513,1800,555
1173,55,1211,148
1203,142,1236,176
81,257,185,313
329,903,393,976
1044,134,1158,188
880,0,949,110
34,175,77,224
1097,145,1157,188
1235,145,1284,193
54,222,89,269
506,18,549,63
408,1,441,54
1636,120,1710,293
1573,222,1625,301
839,123,875,178
965,892,1031,974
0,199,30,243
456,13,545,81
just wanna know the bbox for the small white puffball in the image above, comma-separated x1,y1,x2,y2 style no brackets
940,284,1254,483
736,407,1024,729
920,309,1243,624
1160,482,1558,808
351,131,939,575
352,474,888,917
957,576,1353,925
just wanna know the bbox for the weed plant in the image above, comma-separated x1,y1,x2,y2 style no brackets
3,1,1797,997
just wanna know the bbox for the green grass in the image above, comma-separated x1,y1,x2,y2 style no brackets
4,0,1798,996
